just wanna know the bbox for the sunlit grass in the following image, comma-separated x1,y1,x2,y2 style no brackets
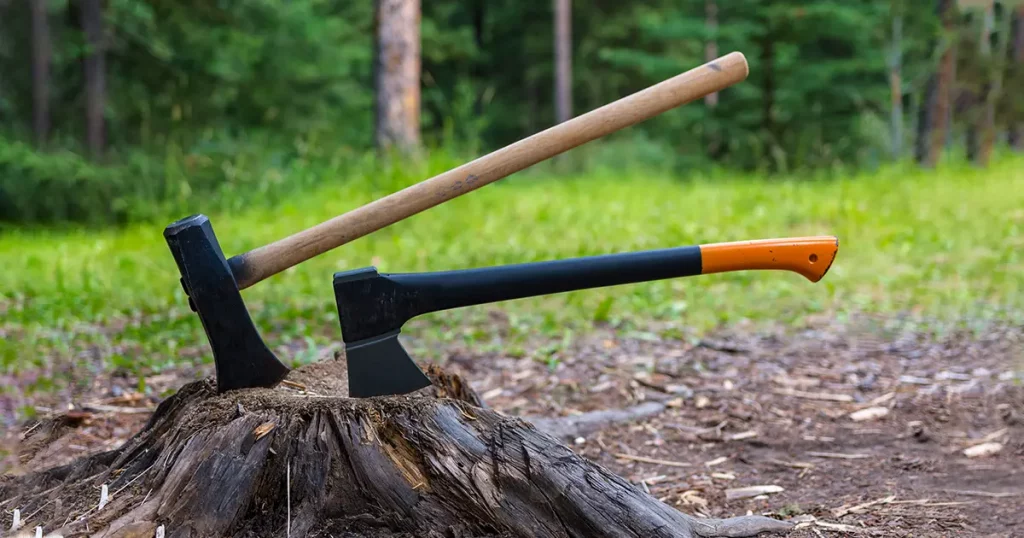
2,152,1022,398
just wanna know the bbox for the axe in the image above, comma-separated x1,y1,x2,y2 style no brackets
164,52,750,393
335,236,840,397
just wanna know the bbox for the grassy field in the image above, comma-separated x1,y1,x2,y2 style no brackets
2,152,1023,404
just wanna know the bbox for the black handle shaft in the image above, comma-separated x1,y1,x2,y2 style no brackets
333,245,703,343
393,245,702,313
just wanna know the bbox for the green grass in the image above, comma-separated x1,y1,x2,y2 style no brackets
2,152,1023,405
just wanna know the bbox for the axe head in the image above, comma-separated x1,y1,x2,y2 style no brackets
164,214,291,393
333,267,432,398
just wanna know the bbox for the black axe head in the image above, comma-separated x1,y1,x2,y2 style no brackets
332,267,433,398
164,214,291,393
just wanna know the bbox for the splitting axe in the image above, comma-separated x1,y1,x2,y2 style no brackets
335,237,839,397
164,53,756,394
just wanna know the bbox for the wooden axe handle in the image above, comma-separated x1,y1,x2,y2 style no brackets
231,52,749,290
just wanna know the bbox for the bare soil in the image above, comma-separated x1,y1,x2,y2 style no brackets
4,315,1023,537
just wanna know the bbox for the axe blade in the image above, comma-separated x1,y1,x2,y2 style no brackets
345,330,431,398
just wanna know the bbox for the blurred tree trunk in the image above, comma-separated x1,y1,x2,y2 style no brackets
554,0,572,124
80,0,106,160
978,0,1012,165
30,0,50,148
374,0,421,153
916,76,937,163
759,26,782,170
920,0,956,167
1007,3,1024,150
965,3,990,162
890,0,903,159
704,0,719,108
704,0,721,158
472,0,485,117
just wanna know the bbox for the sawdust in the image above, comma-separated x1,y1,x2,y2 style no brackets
283,356,350,395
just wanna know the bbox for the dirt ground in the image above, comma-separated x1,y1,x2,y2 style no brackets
4,314,1022,537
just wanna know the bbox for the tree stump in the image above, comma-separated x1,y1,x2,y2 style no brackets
2,361,792,538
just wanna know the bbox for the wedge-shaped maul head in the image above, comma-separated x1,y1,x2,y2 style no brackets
164,214,290,393
333,267,432,398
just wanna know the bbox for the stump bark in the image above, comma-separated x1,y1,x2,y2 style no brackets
2,361,792,538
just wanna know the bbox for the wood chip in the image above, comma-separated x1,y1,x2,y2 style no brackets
727,430,758,441
773,375,821,388
253,421,277,441
711,472,736,480
807,451,871,459
867,392,896,406
725,485,784,501
849,406,889,422
963,442,1003,458
704,456,729,467
677,490,709,509
613,453,691,468
773,387,853,402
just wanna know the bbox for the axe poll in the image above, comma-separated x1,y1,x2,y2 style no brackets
164,52,750,393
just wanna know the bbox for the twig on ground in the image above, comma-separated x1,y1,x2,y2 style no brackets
613,453,691,468
833,495,896,517
773,387,854,402
79,403,154,414
943,489,1021,498
279,380,308,391
766,458,815,469
807,451,871,459
725,485,783,501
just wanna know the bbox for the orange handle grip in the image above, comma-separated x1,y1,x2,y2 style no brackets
699,236,839,282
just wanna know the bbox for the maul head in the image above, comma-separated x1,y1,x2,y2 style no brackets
164,214,290,393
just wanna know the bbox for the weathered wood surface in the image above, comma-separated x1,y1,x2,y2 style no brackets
2,364,792,538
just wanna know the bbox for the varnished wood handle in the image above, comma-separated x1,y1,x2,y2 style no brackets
230,52,750,289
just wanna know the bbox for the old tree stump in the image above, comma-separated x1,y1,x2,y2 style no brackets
2,361,792,537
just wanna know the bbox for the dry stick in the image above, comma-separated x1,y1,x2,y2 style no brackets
230,52,750,289
806,451,872,460
613,453,692,468
943,489,1021,498
772,387,854,403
